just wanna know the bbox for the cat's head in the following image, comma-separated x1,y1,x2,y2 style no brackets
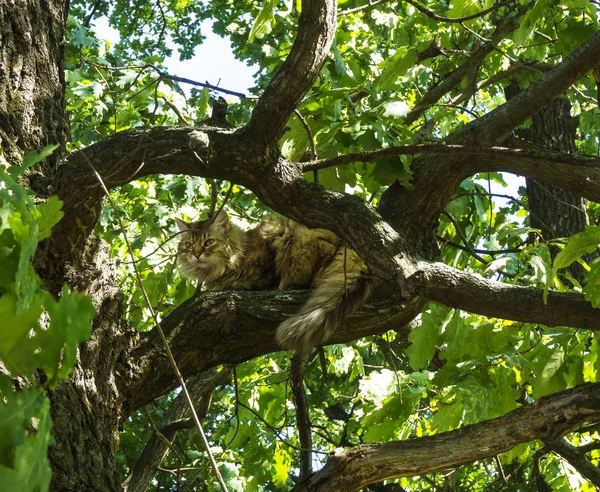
176,211,241,281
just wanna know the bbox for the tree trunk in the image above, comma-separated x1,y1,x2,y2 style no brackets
505,83,589,281
524,95,588,242
0,0,69,174
0,1,132,489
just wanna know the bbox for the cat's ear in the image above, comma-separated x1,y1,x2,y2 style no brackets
175,218,191,231
212,210,230,231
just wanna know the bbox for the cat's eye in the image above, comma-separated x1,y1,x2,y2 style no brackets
205,239,215,247
184,241,193,249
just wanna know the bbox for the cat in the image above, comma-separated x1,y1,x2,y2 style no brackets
176,210,371,353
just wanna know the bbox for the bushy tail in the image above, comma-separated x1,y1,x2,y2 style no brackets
275,249,371,354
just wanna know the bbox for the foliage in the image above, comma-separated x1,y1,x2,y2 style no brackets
10,0,600,489
0,153,95,490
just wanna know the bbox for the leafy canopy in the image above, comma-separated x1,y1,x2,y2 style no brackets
8,0,598,489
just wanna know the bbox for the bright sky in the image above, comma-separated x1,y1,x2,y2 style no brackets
93,17,257,97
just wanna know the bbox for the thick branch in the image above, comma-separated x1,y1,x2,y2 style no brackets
296,383,600,491
420,262,600,330
123,287,423,412
464,30,600,144
123,289,416,409
125,256,600,414
380,30,600,234
244,0,337,144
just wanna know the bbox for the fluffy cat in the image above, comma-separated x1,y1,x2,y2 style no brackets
176,210,371,353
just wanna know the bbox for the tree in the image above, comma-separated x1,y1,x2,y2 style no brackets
1,0,600,490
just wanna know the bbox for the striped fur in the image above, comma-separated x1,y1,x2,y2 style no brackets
177,211,370,352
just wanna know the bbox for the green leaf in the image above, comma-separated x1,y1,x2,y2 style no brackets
0,384,46,466
583,259,600,307
0,294,44,377
35,196,64,241
440,311,471,362
198,87,211,119
553,226,600,271
21,145,60,171
407,303,449,370
359,369,398,407
15,222,39,311
272,445,290,487
0,395,53,491
532,345,566,398
39,286,96,388
380,100,410,118
249,0,279,42
330,346,355,375
0,232,19,289
375,49,418,91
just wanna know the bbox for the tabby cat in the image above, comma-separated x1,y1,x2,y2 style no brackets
176,210,370,353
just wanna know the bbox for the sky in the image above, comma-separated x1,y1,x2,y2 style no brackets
93,17,257,97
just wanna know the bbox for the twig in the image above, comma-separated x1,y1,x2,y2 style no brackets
71,50,249,99
291,353,312,478
226,365,241,446
208,178,219,217
436,236,524,256
215,182,234,218
404,0,519,24
294,109,319,184
441,210,489,265
340,0,388,15
451,191,557,238
143,407,185,463
494,455,507,483
163,97,189,125
84,156,228,492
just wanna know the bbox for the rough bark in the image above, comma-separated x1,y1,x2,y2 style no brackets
0,0,69,173
523,96,587,239
296,383,600,491
516,92,590,283
124,286,422,412
47,237,135,491
244,0,337,143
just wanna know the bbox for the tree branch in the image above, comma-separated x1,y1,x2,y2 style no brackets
465,30,600,144
123,287,423,412
244,0,337,144
124,255,600,413
404,4,529,125
420,262,600,330
380,30,600,235
300,142,600,173
123,367,231,492
545,438,600,487
295,383,600,491
403,0,519,24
